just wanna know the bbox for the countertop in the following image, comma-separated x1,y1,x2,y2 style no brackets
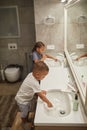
34,65,87,126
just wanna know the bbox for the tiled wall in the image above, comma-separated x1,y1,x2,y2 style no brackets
34,0,64,54
0,0,86,81
0,0,65,81
67,0,87,54
0,0,36,79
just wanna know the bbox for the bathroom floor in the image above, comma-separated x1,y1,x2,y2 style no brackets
0,81,36,130
0,81,21,130
0,81,21,95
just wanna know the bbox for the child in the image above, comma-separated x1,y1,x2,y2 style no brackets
15,61,53,130
32,41,58,63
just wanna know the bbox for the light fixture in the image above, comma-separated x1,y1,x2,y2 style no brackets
61,0,67,2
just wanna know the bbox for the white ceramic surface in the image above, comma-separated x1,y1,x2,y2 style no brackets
34,67,87,126
43,89,71,117
74,65,87,97
4,67,21,82
44,58,61,67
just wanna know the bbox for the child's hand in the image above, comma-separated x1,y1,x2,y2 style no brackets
75,57,79,61
47,102,53,107
54,58,58,62
41,54,47,61
42,90,47,95
43,54,47,59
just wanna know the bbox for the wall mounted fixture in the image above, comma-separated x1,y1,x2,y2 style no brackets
61,0,67,2
78,15,87,23
44,15,55,25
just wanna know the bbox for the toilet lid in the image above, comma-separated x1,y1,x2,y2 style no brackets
5,67,19,74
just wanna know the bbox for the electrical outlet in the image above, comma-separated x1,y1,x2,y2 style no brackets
8,43,17,50
76,44,84,49
47,45,55,50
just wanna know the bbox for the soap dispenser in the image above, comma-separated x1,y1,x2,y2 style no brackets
73,93,79,111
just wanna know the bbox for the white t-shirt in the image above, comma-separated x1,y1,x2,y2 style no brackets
15,73,41,105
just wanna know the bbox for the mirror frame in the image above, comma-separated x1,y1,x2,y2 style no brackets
64,0,87,114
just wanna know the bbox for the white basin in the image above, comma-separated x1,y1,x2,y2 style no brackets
34,67,87,125
43,89,71,117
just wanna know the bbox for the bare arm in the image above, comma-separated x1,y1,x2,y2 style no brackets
46,54,58,61
37,91,53,107
76,53,87,60
33,55,47,63
33,54,58,63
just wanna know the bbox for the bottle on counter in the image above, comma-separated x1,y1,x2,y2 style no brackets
73,93,79,111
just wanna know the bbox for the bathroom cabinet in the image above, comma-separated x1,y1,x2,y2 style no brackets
35,126,87,130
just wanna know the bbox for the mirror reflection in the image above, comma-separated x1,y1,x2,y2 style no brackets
67,0,87,97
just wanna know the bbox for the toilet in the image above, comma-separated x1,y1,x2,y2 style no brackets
4,64,23,82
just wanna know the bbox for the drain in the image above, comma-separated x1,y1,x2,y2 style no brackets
59,110,66,115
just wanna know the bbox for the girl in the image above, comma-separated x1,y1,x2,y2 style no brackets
32,41,58,63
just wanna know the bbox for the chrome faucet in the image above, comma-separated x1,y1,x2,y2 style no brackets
67,75,79,94
67,82,79,93
70,52,78,60
57,53,64,57
57,53,67,67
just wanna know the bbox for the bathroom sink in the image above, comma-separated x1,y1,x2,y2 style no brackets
44,58,61,67
43,89,71,117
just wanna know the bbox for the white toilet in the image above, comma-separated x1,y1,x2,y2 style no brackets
4,65,22,82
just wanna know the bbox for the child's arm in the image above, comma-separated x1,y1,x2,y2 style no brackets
76,54,87,60
37,91,53,107
41,90,46,95
45,54,58,62
40,55,47,61
33,54,47,63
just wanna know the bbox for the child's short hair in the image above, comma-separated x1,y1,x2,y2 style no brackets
33,61,49,72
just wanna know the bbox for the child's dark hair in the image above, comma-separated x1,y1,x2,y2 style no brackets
33,61,49,72
32,41,45,52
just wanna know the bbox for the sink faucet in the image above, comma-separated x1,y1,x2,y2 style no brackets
57,53,64,57
67,82,79,93
70,52,76,57
67,75,79,94
57,53,67,67
70,52,78,60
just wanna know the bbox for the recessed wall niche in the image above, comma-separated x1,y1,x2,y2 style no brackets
0,6,20,38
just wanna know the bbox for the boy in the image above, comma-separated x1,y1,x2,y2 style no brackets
15,61,53,130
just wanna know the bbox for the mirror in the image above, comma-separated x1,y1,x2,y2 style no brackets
64,0,87,114
0,6,20,38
